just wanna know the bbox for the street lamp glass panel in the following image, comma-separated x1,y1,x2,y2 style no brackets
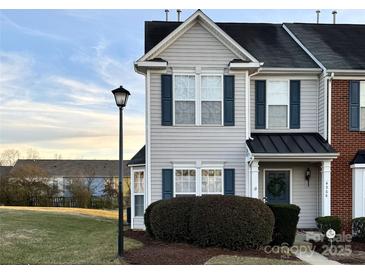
112,86,130,108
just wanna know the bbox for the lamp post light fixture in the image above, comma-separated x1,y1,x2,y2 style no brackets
111,85,130,258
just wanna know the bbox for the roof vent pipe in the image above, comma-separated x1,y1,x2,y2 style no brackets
316,10,320,24
332,10,337,24
165,9,169,21
177,9,182,22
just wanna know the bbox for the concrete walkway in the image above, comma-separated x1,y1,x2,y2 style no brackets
294,250,341,265
293,232,341,265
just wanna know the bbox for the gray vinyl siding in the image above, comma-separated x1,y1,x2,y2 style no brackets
258,162,320,229
158,22,240,67
149,72,247,202
318,74,326,137
250,79,319,132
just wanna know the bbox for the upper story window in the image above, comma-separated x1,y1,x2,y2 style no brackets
201,76,223,125
267,80,289,129
361,82,365,131
173,74,223,126
174,75,196,125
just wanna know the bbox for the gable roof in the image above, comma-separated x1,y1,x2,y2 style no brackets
128,146,145,166
11,159,130,178
351,150,365,165
285,23,365,70
145,21,318,68
247,133,336,154
139,10,259,64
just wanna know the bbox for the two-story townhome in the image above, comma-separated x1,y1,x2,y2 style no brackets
129,10,364,231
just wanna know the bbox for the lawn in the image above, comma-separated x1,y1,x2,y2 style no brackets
0,207,142,264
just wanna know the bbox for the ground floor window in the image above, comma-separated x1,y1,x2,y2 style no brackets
175,169,196,196
133,170,145,217
201,169,223,194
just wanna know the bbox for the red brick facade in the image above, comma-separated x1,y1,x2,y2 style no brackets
331,80,365,232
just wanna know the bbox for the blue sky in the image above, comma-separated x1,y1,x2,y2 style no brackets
1,9,365,159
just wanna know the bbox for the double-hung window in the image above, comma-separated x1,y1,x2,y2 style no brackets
201,168,223,194
174,169,196,196
174,74,223,126
201,75,223,125
174,75,196,125
133,170,145,217
361,81,365,131
267,80,289,129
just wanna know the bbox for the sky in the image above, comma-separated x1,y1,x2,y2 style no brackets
1,9,365,160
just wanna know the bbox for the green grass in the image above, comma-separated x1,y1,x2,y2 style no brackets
0,208,143,265
205,255,306,265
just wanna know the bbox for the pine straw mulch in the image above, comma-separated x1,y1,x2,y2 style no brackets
124,230,300,265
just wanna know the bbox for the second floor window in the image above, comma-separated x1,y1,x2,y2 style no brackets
174,74,223,126
267,80,289,129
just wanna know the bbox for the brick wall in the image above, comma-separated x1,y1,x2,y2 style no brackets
331,80,365,232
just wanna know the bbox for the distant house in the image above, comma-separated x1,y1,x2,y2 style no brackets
0,166,12,181
9,159,130,197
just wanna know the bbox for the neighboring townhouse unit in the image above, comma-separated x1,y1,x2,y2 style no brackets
130,10,364,230
285,23,365,230
10,159,130,197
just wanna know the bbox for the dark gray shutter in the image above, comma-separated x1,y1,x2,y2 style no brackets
224,75,235,126
349,81,360,131
224,169,235,195
255,80,266,129
162,169,173,199
290,80,301,129
161,74,173,126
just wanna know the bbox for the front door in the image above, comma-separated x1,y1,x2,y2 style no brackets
265,170,290,204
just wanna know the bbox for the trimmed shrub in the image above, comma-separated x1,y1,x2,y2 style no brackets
149,197,196,242
267,203,300,246
144,199,163,238
315,216,342,234
190,195,274,249
352,217,365,242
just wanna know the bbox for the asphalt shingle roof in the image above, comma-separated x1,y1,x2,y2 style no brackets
285,23,365,70
144,21,319,68
11,160,130,178
128,146,145,166
247,133,336,154
351,150,365,164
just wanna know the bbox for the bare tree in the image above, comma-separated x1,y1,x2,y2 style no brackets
0,149,20,166
25,148,40,159
54,153,62,160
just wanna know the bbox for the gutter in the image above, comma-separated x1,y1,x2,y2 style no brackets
328,72,335,144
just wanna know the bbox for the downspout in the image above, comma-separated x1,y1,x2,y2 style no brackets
328,72,334,144
247,67,262,140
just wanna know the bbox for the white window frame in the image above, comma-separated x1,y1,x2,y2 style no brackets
200,74,224,126
172,73,224,126
131,168,145,218
360,81,365,131
266,79,290,129
173,167,198,196
201,167,224,195
173,73,198,126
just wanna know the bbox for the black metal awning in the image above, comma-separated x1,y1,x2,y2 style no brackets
246,133,336,154
351,150,365,164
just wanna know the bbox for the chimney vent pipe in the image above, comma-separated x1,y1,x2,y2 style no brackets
316,10,320,24
332,10,337,24
165,9,169,22
177,9,182,22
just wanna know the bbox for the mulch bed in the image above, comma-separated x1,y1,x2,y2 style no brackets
312,240,365,264
124,230,299,265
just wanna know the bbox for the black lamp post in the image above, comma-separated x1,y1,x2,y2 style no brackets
111,85,130,257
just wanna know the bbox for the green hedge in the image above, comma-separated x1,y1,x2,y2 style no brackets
149,197,196,242
315,216,342,234
352,217,365,242
267,204,300,246
144,200,163,238
147,195,274,250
